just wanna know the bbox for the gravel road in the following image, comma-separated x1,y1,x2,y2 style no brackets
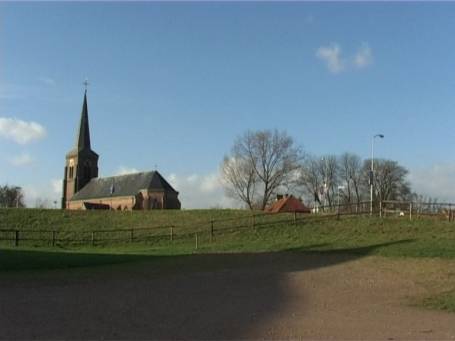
1,252,455,340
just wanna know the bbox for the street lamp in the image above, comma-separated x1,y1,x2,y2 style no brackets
321,157,328,211
370,134,384,215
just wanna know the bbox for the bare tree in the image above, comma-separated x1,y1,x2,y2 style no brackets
300,153,411,211
299,155,323,207
363,159,411,202
0,185,25,208
319,155,338,208
221,156,257,210
339,153,363,208
221,129,303,210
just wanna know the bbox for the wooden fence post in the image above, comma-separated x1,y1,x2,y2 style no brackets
379,201,382,218
409,202,413,221
52,231,56,247
91,231,95,246
195,232,198,250
449,204,452,221
15,230,19,247
170,226,173,241
252,214,255,229
210,220,214,243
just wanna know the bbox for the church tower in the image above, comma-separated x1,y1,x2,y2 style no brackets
62,90,99,209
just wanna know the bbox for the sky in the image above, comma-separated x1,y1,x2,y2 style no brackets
1,2,455,208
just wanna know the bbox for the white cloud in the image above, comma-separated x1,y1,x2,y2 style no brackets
409,163,455,202
22,186,39,208
115,166,139,175
167,171,237,209
39,77,56,86
0,117,46,144
186,174,199,184
354,43,373,68
22,178,62,208
51,178,62,195
316,42,373,73
10,153,33,166
316,43,345,74
200,173,220,193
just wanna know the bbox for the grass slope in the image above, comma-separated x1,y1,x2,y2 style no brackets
1,209,455,264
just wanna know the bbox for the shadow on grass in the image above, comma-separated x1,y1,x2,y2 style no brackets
0,244,329,273
286,239,416,255
0,240,414,340
0,248,155,272
0,239,415,273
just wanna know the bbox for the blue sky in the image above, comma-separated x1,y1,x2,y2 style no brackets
1,2,455,207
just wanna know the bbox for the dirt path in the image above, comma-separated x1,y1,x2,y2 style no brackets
1,252,455,340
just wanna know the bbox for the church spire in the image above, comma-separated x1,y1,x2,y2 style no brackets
75,90,91,151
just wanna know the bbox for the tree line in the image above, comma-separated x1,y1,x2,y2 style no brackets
221,129,412,210
0,185,25,208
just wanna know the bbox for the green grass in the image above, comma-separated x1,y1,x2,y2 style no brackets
0,208,252,231
2,209,455,267
0,208,287,247
421,290,455,313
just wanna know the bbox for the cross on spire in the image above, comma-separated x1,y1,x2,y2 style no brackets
83,79,89,92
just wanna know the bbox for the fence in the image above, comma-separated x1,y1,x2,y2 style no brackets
313,201,372,215
381,200,455,221
4,199,440,249
0,210,315,248
314,200,455,221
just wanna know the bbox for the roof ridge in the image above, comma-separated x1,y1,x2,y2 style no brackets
94,171,155,181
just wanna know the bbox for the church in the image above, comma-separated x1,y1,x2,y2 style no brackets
62,90,181,210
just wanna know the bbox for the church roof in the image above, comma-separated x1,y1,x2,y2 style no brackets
71,171,177,201
76,90,91,151
66,91,99,159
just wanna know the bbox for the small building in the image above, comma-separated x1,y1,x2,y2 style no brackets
62,89,181,210
266,194,311,213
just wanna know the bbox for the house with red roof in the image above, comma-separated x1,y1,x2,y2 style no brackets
266,194,311,213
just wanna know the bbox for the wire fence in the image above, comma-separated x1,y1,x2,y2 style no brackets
0,205,374,248
381,200,455,221
0,211,288,248
1,200,447,249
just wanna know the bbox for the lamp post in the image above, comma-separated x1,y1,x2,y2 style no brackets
370,134,384,215
321,157,328,211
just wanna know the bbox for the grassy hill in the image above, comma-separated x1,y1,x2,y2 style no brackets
1,208,455,259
